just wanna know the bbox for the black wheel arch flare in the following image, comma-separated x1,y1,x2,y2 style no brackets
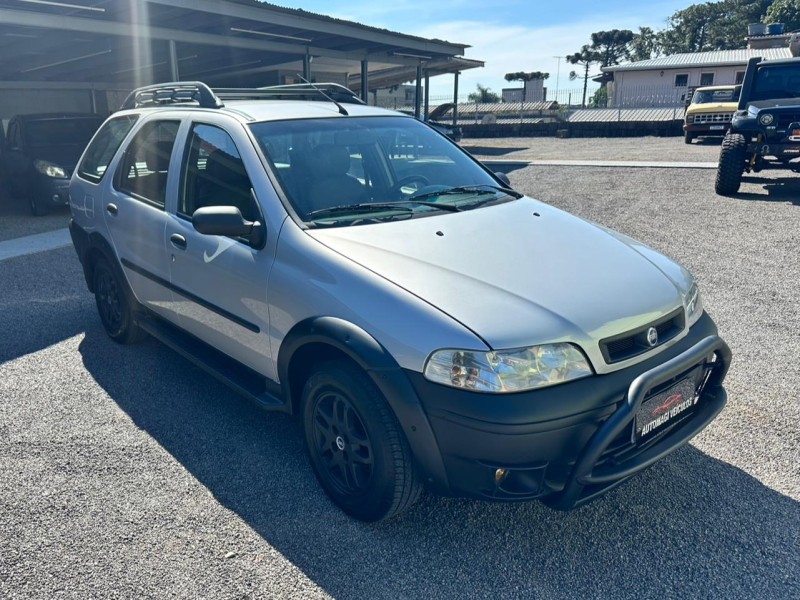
278,316,451,494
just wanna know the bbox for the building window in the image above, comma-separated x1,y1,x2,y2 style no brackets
735,71,745,84
675,73,689,87
700,73,715,86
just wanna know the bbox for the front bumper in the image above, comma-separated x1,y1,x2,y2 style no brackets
32,175,71,207
407,313,730,509
684,122,730,135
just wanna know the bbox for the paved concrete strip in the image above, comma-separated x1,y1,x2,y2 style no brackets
0,227,71,262
482,159,719,169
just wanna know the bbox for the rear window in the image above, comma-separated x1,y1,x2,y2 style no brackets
77,116,138,184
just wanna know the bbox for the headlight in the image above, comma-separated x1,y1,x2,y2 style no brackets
684,282,703,327
423,343,593,393
34,160,67,178
686,115,695,123
759,113,774,126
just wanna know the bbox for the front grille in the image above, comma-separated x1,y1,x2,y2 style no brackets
775,112,800,128
599,307,685,364
693,113,732,124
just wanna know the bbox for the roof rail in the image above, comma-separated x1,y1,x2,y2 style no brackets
120,82,224,110
217,83,366,105
119,81,366,111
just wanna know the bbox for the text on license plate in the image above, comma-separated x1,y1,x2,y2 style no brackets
635,377,698,441
709,125,725,130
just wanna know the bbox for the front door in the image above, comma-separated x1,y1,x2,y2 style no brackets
166,122,274,378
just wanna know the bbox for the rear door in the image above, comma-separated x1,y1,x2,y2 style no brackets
104,117,182,322
165,121,276,377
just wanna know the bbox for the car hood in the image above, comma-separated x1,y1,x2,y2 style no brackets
307,197,690,356
748,98,800,110
25,145,83,170
687,102,737,114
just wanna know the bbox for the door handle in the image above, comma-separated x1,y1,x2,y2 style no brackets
106,203,118,216
170,233,187,250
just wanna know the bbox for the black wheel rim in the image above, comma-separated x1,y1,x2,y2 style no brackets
312,391,374,495
96,268,123,333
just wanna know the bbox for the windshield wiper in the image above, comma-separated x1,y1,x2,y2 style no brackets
307,203,414,219
408,184,522,203
307,200,460,220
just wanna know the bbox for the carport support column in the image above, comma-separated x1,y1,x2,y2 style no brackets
424,69,430,120
453,72,459,126
360,59,369,103
168,40,179,81
414,64,422,119
303,51,311,81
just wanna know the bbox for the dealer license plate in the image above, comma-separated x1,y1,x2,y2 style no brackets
634,377,698,442
709,125,725,130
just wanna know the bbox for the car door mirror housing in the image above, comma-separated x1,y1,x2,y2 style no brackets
192,206,266,249
494,171,511,187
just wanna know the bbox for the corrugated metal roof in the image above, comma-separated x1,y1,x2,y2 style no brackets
567,108,681,122
604,48,792,72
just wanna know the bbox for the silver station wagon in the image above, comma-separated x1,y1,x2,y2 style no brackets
69,82,731,521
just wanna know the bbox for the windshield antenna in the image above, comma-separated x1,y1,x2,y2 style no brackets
295,73,349,116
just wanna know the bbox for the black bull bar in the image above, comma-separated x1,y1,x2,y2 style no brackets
545,335,732,510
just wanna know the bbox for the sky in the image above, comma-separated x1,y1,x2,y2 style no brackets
271,0,697,98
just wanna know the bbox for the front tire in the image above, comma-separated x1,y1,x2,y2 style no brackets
93,258,145,344
715,133,747,196
302,360,422,522
684,131,694,144
30,196,48,216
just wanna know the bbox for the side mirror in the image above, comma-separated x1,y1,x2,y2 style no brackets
192,206,266,250
494,171,511,187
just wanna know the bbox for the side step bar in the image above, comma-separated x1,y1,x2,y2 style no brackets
137,314,287,412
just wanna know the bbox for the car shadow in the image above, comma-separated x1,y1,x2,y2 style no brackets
461,145,525,157
78,328,799,599
737,175,800,204
0,246,91,364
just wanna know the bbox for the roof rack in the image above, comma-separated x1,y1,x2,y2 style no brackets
120,82,223,110
120,81,365,110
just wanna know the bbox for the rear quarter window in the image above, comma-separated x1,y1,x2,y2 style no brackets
77,115,138,184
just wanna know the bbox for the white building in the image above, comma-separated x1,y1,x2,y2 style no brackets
602,47,792,108
501,79,545,102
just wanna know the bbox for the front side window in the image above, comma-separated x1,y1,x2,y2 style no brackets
180,123,259,222
77,115,138,183
115,120,179,208
250,116,513,227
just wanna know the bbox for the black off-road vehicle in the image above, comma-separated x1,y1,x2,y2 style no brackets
715,55,800,195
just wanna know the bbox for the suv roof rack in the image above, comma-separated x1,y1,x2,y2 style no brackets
120,81,365,111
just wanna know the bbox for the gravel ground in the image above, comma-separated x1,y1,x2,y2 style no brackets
463,135,723,163
0,190,70,242
1,156,798,599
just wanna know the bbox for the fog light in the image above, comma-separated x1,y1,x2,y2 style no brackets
495,468,509,485
52,194,60,203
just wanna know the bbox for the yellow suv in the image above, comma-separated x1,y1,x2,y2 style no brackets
684,85,740,144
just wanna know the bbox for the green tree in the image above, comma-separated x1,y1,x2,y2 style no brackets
467,83,500,103
661,0,774,54
590,29,635,67
630,26,663,61
567,45,601,108
503,71,550,101
764,0,800,31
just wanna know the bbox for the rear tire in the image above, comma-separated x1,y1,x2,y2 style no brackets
92,258,146,344
302,360,422,522
715,133,747,196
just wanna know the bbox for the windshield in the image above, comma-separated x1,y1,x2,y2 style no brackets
692,88,738,104
24,118,103,148
249,116,515,227
752,65,800,101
